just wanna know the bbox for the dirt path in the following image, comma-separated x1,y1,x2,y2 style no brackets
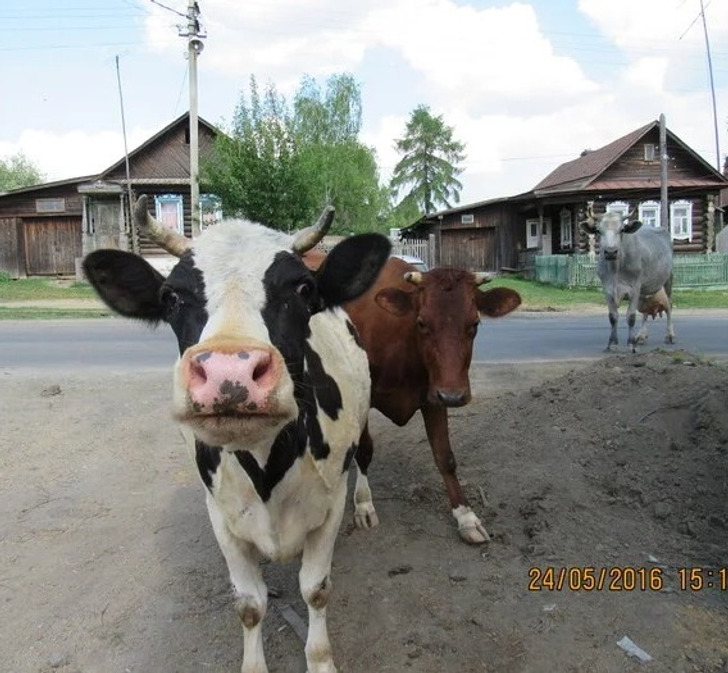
2,352,727,673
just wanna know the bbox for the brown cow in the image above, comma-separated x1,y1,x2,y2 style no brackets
345,258,521,544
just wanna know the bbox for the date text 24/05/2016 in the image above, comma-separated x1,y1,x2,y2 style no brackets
528,566,728,592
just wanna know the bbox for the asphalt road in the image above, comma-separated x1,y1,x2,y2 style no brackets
1,310,726,372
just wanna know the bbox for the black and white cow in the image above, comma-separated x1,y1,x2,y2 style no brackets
581,209,675,352
83,197,390,673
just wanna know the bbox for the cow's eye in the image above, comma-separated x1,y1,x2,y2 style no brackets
161,288,181,313
416,316,429,333
296,281,313,300
467,321,479,337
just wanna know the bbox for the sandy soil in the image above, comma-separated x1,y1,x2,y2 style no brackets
2,351,728,673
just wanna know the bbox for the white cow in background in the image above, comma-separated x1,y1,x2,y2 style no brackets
581,208,675,352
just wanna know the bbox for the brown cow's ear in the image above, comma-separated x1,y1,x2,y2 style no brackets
375,288,415,317
476,287,521,318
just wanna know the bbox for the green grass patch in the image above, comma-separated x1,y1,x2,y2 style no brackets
0,306,112,320
0,277,97,301
485,276,728,311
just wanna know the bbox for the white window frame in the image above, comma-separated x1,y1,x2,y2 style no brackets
670,200,692,240
643,144,656,161
526,218,540,249
606,200,629,219
638,200,661,228
559,208,573,248
154,194,184,235
460,213,474,224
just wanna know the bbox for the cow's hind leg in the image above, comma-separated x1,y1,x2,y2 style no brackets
299,482,347,673
422,404,490,544
635,312,650,344
353,423,379,529
206,495,269,673
664,276,676,344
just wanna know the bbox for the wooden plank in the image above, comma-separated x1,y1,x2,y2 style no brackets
23,216,82,276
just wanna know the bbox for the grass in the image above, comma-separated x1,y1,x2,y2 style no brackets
0,273,727,320
0,274,97,301
487,276,728,311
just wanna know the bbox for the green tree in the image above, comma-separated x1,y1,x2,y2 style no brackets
0,152,45,191
204,73,386,235
203,76,311,229
389,104,465,214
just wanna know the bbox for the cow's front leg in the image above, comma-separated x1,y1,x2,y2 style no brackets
626,289,640,351
422,404,489,544
206,495,269,673
299,482,347,673
352,424,378,529
604,292,619,351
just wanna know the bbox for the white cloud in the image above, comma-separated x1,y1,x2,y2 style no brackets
0,128,153,182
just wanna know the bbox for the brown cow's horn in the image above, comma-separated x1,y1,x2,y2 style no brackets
473,271,495,285
404,271,423,285
292,205,335,254
133,195,191,257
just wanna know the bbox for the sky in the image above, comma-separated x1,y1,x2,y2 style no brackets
2,0,727,205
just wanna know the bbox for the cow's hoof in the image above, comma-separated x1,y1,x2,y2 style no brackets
354,502,379,529
635,334,648,345
665,335,675,344
453,506,490,544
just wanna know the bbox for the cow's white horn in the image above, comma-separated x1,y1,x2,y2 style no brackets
292,205,335,254
404,271,423,285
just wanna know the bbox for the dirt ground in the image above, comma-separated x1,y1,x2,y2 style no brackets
2,349,728,673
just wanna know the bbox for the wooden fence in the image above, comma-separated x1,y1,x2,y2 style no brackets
534,253,728,289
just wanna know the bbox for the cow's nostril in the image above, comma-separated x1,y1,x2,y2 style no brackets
252,353,272,382
189,354,209,387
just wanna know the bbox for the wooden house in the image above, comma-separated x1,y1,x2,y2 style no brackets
0,113,219,278
405,120,728,272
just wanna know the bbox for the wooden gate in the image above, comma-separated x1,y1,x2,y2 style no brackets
24,216,82,276
440,228,497,271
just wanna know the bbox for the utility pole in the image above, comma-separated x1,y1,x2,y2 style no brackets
659,113,669,230
179,1,205,238
699,0,721,171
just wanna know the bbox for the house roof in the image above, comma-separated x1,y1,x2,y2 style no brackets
0,112,218,199
98,112,218,178
532,120,727,195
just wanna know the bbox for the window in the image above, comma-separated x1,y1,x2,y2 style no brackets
643,144,656,161
154,194,184,234
559,209,572,248
670,200,692,240
526,218,540,248
200,194,223,230
36,198,65,213
461,214,474,224
638,201,661,228
606,201,629,219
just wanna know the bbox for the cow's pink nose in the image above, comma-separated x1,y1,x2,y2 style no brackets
185,349,276,415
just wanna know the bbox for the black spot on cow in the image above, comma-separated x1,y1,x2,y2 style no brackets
342,442,357,473
304,343,342,421
195,440,221,491
234,421,306,502
212,380,250,414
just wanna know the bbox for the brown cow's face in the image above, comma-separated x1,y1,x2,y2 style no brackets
376,268,521,407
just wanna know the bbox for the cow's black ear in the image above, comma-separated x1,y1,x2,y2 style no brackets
316,234,391,307
622,219,643,234
83,250,166,322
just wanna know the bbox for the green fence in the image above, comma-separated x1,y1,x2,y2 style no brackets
534,253,728,289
